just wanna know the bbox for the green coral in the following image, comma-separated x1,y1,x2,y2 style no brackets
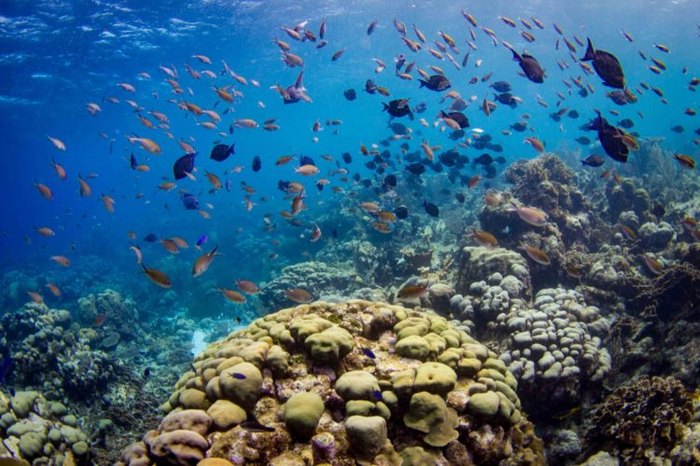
219,362,263,410
344,415,388,462
336,371,380,401
304,326,354,364
284,392,325,441
403,391,458,447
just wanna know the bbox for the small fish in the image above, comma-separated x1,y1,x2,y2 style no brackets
673,153,695,169
142,264,172,288
218,286,246,303
50,255,70,267
285,288,312,303
397,284,428,299
232,372,247,380
129,245,142,264
470,229,498,248
512,205,548,227
237,280,259,294
360,347,376,359
27,291,44,304
642,254,662,275
45,283,61,297
47,135,66,151
193,246,219,277
524,136,545,152
520,244,550,265
581,154,605,167
78,174,92,197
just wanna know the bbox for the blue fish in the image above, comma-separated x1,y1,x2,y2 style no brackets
232,372,247,380
196,234,208,246
173,152,197,180
252,155,262,172
180,192,199,210
129,153,138,170
361,347,376,359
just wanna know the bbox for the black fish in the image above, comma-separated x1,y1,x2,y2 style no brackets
439,110,469,128
575,136,591,145
383,99,413,119
455,192,466,203
129,153,138,170
144,233,158,242
671,125,684,133
389,122,408,135
419,74,451,91
618,118,634,129
423,200,439,217
439,150,459,167
590,111,629,163
252,155,261,172
384,174,397,188
581,38,625,89
241,413,275,433
365,79,377,94
474,153,493,166
361,178,372,188
511,121,528,132
180,192,200,210
300,155,316,166
406,162,425,175
568,110,580,119
581,154,605,167
395,205,409,219
173,152,197,180
143,367,151,379
511,49,545,83
343,88,356,101
494,92,518,108
490,80,512,93
342,152,352,164
210,143,235,162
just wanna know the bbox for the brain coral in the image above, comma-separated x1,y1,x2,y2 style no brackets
118,300,545,466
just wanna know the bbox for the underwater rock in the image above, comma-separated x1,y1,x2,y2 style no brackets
638,221,675,250
585,376,695,464
258,261,359,311
117,300,545,465
606,178,652,224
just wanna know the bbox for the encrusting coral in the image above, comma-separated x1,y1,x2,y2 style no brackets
118,300,545,465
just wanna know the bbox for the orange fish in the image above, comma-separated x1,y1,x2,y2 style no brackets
520,244,550,265
371,221,391,233
468,175,481,189
218,286,246,303
101,194,115,212
46,283,61,297
51,159,67,180
673,153,695,169
524,137,545,152
27,291,44,304
50,255,71,267
34,181,53,200
285,288,312,303
142,264,172,288
161,239,180,254
512,205,548,227
128,136,161,154
237,280,259,294
642,254,662,275
192,246,219,277
35,227,55,237
78,175,92,197
470,229,498,248
397,284,428,299
94,313,107,326
205,171,222,190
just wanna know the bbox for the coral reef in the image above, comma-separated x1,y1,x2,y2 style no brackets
0,302,115,400
455,247,531,299
258,261,360,311
117,300,545,465
0,390,91,465
584,376,695,465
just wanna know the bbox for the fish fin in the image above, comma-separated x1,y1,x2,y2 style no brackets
582,38,595,61
511,49,521,62
418,79,426,88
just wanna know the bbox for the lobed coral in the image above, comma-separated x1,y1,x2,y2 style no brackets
117,300,545,465
0,390,91,465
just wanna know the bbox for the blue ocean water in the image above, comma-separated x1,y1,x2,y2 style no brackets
0,0,697,318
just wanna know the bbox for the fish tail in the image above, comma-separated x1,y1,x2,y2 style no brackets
382,103,389,111
582,38,595,61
